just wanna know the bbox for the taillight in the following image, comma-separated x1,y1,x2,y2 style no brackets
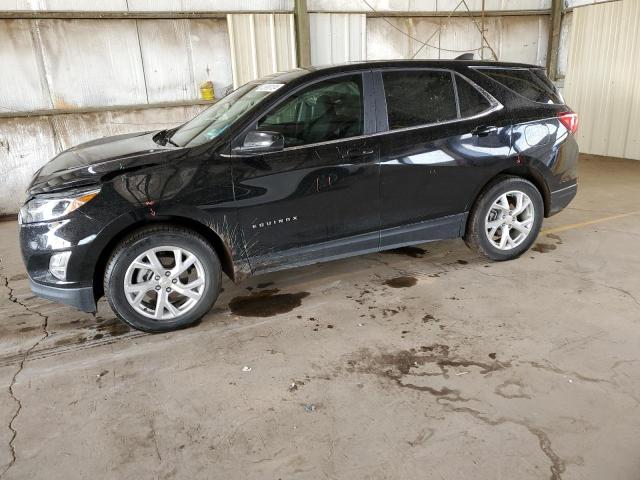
558,111,578,134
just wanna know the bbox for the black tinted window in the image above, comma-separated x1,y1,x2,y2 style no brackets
383,70,457,129
479,68,563,104
258,74,363,147
456,76,491,117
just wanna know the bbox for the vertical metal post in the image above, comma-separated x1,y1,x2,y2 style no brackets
547,0,562,80
294,0,311,67
481,0,485,60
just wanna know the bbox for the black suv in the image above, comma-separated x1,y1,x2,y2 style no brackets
19,60,578,332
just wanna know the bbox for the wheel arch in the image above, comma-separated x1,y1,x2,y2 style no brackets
470,165,550,218
92,216,237,301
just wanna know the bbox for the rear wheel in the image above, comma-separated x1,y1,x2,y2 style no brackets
104,225,221,333
464,176,543,261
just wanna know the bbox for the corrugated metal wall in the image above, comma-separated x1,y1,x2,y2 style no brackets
310,13,366,65
564,0,640,160
227,13,297,88
0,0,293,11
366,15,549,64
0,17,233,112
308,0,551,12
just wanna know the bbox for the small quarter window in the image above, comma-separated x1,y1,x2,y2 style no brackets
478,68,563,104
382,70,457,130
456,76,491,117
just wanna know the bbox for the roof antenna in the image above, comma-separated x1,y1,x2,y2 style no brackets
455,53,474,60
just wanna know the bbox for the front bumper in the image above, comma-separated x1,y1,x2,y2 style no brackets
19,211,102,312
29,278,96,312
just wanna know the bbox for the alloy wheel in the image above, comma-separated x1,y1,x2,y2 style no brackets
484,190,535,250
123,246,206,320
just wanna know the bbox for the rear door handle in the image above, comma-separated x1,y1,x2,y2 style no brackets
340,147,375,160
472,125,498,136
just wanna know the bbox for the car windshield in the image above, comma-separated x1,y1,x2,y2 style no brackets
168,83,282,147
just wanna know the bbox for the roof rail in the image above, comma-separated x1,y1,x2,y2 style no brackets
455,53,474,60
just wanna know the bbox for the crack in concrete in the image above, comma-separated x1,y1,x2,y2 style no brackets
520,360,615,385
442,404,566,480
0,259,50,479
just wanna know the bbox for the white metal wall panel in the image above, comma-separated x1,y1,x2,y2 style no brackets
0,19,52,113
438,17,483,60
0,116,57,214
494,15,548,65
188,19,233,98
310,13,366,66
564,0,640,160
367,17,440,59
227,13,296,88
137,20,195,103
0,105,207,214
565,0,622,8
366,15,547,64
0,0,292,10
127,0,293,11
308,0,550,12
3,18,232,111
38,19,147,109
273,14,296,71
0,0,127,9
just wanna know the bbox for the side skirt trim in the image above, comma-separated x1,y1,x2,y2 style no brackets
246,212,468,275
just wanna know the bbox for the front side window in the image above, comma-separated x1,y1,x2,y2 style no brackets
383,70,457,130
257,74,364,148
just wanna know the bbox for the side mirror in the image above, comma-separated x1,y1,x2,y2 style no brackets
235,131,284,154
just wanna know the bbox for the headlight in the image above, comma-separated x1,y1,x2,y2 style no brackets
19,188,100,224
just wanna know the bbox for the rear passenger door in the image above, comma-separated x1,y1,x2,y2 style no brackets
375,68,511,248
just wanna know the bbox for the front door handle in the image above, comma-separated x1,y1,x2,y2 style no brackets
472,125,498,137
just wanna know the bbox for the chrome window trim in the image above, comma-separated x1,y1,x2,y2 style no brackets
376,67,502,132
224,67,503,157
223,103,503,157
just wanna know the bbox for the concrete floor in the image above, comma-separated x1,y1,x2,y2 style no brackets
0,155,639,480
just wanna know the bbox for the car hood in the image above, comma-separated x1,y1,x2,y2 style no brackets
27,131,171,196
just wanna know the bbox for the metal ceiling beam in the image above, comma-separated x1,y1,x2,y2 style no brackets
322,10,551,17
0,11,281,19
0,9,551,20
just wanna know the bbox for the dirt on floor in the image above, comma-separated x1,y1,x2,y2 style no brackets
0,155,639,479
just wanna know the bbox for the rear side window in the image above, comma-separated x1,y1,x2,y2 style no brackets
382,70,457,130
478,68,563,104
456,76,491,117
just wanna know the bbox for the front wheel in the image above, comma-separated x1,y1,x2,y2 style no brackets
104,225,221,333
464,176,544,261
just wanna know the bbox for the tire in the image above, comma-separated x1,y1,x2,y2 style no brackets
464,176,544,261
104,224,221,333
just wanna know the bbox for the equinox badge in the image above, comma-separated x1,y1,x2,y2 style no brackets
252,216,298,229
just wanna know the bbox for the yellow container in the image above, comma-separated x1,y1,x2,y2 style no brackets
200,81,215,101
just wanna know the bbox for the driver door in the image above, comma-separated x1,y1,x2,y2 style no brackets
230,72,380,273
